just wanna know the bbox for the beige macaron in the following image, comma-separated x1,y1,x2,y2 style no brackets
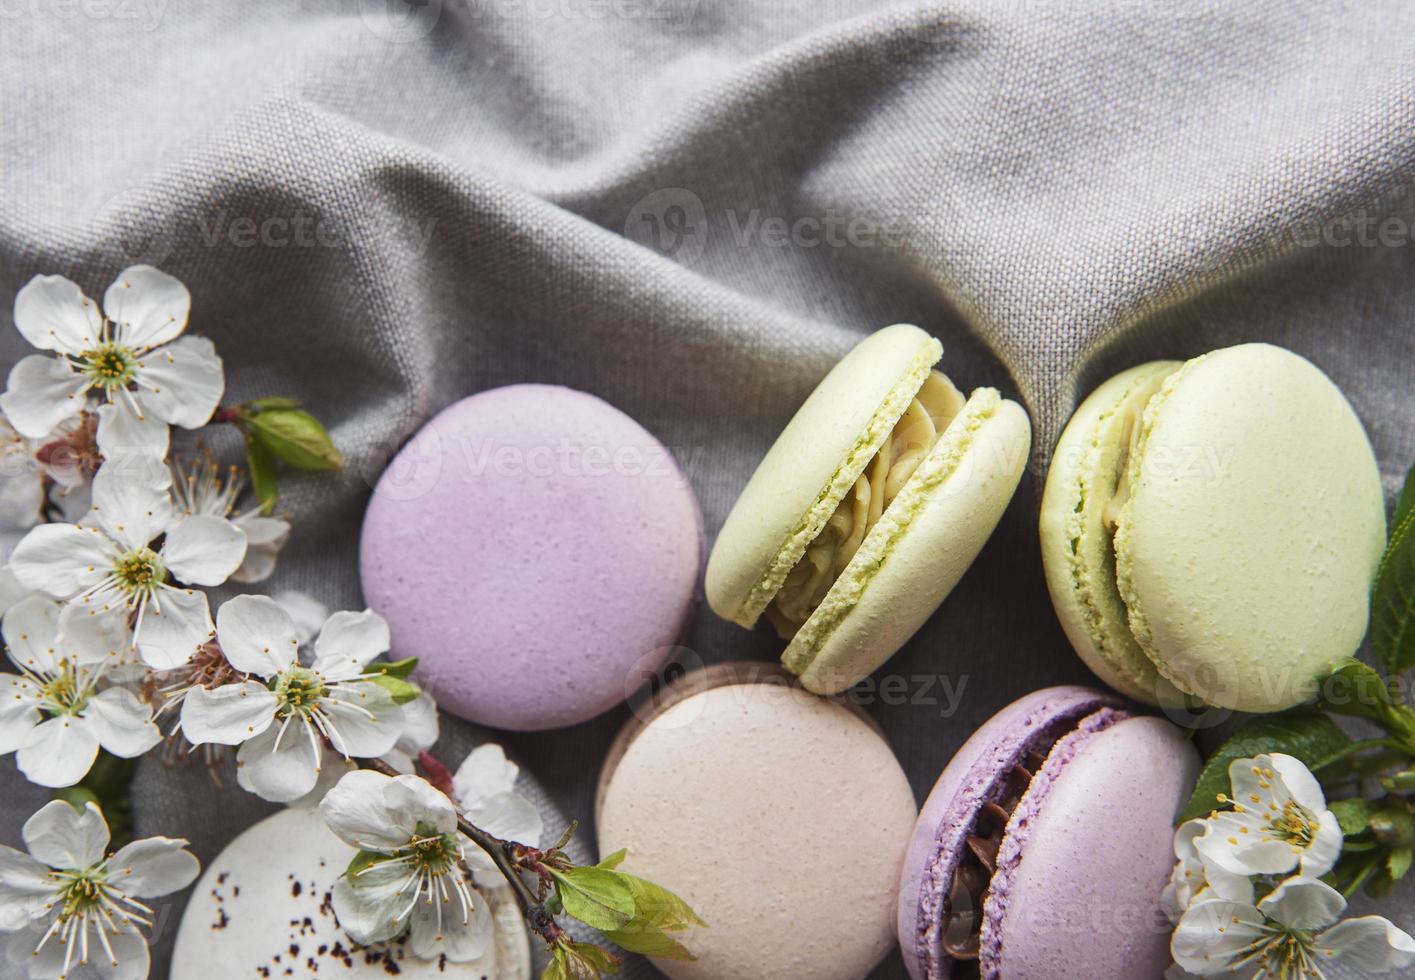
596,662,918,979
1040,343,1386,712
706,325,1031,694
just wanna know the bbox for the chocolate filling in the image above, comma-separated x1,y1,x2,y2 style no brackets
938,746,1052,979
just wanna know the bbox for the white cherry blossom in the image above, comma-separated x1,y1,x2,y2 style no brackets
1,595,159,788
170,455,289,584
1172,876,1415,978
1196,754,1343,879
179,595,403,803
0,267,222,447
380,691,440,775
1162,819,1254,923
6,465,245,669
0,800,198,980
321,770,493,962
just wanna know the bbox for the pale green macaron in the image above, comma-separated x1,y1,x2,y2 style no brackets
706,324,1031,695
1040,342,1386,713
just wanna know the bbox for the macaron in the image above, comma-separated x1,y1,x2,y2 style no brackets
1040,343,1386,712
706,325,1031,695
171,799,530,979
596,662,918,979
897,685,1199,980
360,384,702,731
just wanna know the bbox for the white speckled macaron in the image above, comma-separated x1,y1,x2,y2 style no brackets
596,662,918,979
171,798,530,979
1040,343,1386,712
707,325,1031,695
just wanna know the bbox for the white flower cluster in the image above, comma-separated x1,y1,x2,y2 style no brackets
1164,753,1415,979
0,268,472,979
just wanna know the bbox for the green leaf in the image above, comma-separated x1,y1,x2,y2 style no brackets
1315,658,1399,725
247,409,343,471
1382,770,1415,793
603,922,696,960
1330,798,1370,836
568,943,620,975
543,951,569,980
248,396,303,412
1176,710,1352,824
246,436,279,515
550,867,636,931
596,849,627,871
1390,847,1414,881
369,674,421,705
345,849,384,877
1373,470,1415,673
362,657,418,680
1396,462,1415,531
617,873,706,931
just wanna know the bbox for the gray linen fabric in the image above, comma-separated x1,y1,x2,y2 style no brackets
2,1,1414,977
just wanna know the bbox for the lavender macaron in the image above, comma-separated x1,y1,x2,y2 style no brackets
898,686,1199,979
359,385,702,731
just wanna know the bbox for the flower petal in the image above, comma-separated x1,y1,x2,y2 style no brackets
0,844,54,919
1170,898,1265,974
382,773,457,836
3,594,62,674
465,792,542,849
23,799,110,869
13,274,102,354
103,266,190,352
107,836,199,898
229,515,289,585
0,675,41,754
312,610,391,677
89,463,171,551
1301,810,1343,879
8,522,114,600
55,601,130,667
381,692,439,772
180,681,277,746
1196,811,1301,877
95,401,170,463
136,586,213,669
214,594,299,676
1268,753,1327,813
0,467,44,534
0,354,89,440
271,590,328,646
322,682,402,759
163,514,246,587
1258,876,1345,931
83,687,160,758
1317,915,1415,973
16,717,100,788
409,878,492,962
320,770,414,852
93,923,151,980
453,744,521,807
235,721,321,804
331,860,414,944
134,335,223,429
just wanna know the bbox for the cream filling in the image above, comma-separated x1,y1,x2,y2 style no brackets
767,371,966,639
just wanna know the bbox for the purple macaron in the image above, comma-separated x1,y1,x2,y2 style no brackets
898,685,1199,979
359,384,702,731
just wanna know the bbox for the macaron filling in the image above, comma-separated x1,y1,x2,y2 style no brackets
767,371,966,638
1063,363,1183,696
914,701,1129,980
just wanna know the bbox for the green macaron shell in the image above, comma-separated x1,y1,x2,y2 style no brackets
1113,343,1386,712
1039,360,1182,704
788,390,1031,695
706,324,942,628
